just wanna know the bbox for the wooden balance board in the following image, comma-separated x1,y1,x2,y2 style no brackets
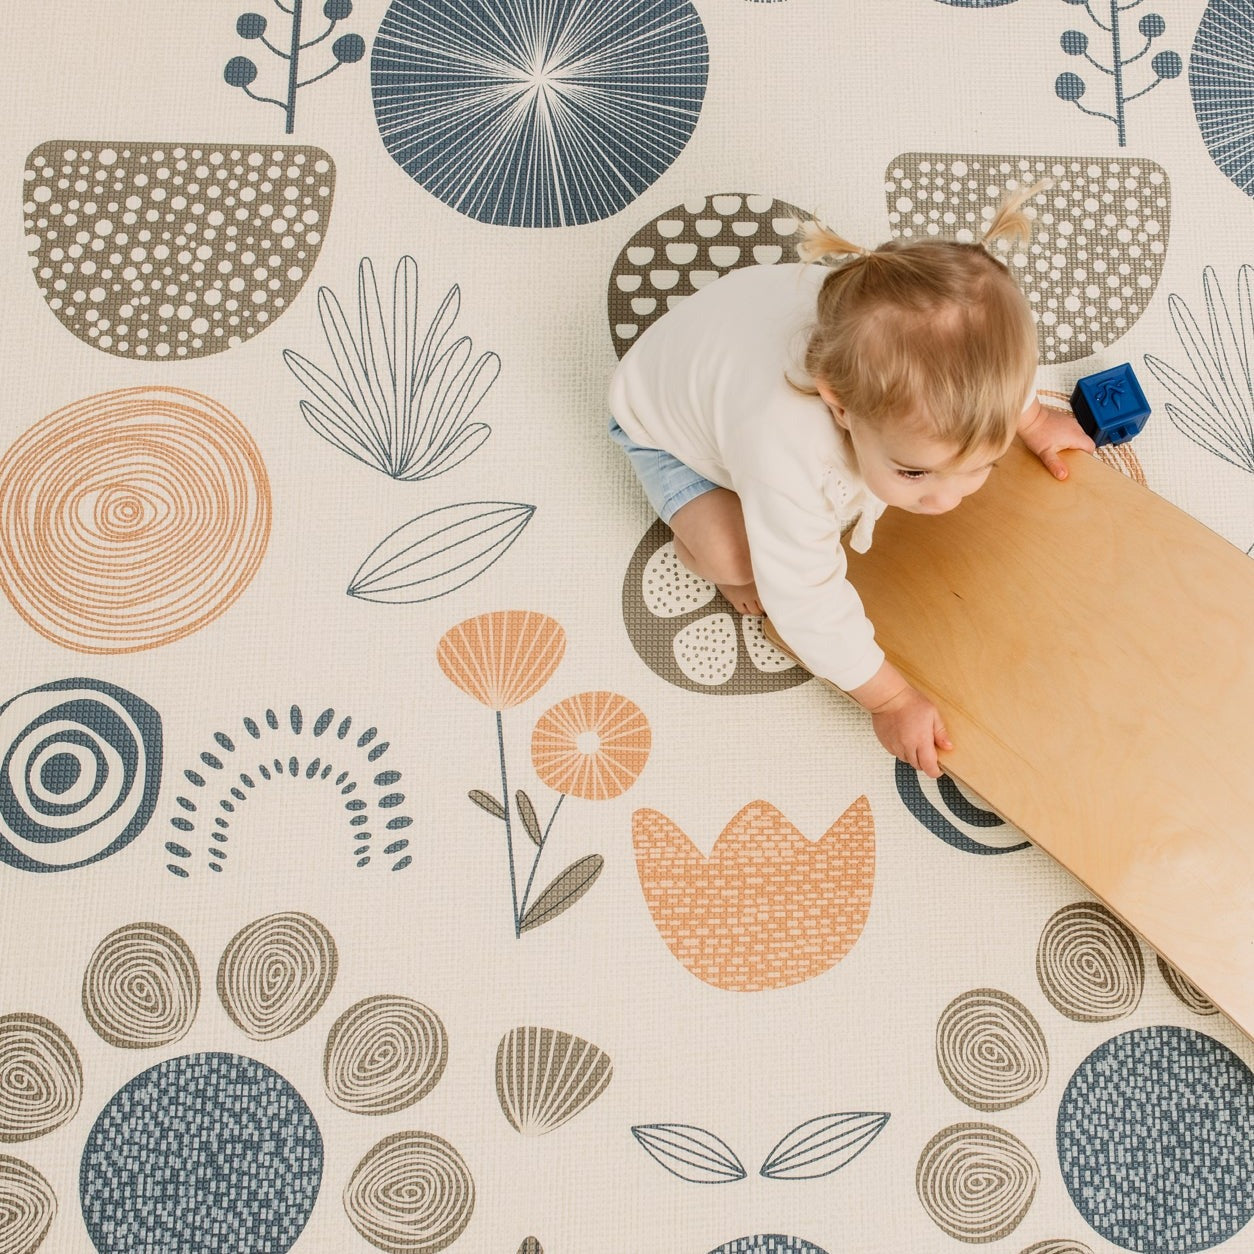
765,438,1254,1039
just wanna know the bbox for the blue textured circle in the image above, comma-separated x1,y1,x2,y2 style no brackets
371,0,708,227
1057,1027,1254,1252
80,1052,322,1253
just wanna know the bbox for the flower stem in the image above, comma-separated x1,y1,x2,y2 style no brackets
518,793,566,922
496,709,521,936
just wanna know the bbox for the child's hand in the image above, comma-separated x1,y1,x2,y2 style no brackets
868,686,953,779
1018,400,1096,480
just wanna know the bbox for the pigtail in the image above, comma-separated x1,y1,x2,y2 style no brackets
981,178,1053,249
796,220,870,265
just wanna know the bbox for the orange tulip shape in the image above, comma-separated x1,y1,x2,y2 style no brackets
633,799,875,991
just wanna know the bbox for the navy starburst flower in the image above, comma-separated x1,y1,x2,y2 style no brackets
371,0,709,227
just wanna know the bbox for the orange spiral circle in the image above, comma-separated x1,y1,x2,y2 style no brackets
0,387,270,652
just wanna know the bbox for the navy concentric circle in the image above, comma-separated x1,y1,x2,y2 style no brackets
80,1052,322,1253
0,678,161,872
1057,1027,1254,1252
371,0,709,227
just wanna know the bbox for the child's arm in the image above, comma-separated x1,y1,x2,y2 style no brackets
848,659,952,779
1017,398,1095,480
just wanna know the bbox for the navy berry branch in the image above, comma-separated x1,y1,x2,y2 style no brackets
1055,0,1181,147
225,0,365,134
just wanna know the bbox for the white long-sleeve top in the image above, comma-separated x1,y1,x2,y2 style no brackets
609,262,888,690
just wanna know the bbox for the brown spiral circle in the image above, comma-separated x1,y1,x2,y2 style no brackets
1020,1242,1094,1254
324,996,449,1115
83,922,200,1048
344,1131,474,1253
1157,956,1218,1016
936,989,1048,1111
0,1014,82,1142
217,912,337,1041
1036,901,1144,1021
0,387,270,653
916,1122,1038,1242
0,1154,56,1253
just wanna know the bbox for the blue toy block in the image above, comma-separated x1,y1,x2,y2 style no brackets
1070,363,1151,447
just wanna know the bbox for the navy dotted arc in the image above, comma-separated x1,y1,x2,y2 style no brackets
167,704,412,875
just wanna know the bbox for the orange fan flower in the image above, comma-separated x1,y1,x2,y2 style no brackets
437,611,565,710
531,692,651,801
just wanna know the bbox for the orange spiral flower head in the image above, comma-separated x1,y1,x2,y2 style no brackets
437,610,565,710
531,691,651,801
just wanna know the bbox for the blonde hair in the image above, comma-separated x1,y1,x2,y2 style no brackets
793,181,1049,457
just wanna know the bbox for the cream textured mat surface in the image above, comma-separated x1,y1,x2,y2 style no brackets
2,2,1254,1252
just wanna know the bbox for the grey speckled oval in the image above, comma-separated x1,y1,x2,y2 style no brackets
885,153,1169,363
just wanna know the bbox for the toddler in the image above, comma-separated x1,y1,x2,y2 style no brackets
608,182,1094,778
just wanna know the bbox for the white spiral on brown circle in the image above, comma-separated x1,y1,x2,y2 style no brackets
343,1131,474,1253
0,1154,56,1253
936,989,1048,1111
0,1015,82,1143
217,912,337,1041
1036,901,1143,1021
82,922,200,1048
324,996,449,1115
916,1122,1038,1242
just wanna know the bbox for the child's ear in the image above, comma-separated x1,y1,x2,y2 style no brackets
815,382,851,429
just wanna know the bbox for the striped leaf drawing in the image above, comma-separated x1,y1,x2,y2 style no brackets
1143,266,1254,474
349,501,534,603
759,1112,890,1181
519,854,603,934
631,1124,747,1183
284,256,498,480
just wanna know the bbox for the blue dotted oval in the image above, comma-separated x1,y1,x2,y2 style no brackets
1057,1026,1254,1251
80,1052,322,1253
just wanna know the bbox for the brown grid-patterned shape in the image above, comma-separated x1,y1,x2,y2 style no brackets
885,154,1170,364
607,192,810,358
24,141,335,359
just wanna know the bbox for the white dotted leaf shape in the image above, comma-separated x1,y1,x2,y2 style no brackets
673,613,738,686
622,521,807,695
641,542,718,617
741,616,795,672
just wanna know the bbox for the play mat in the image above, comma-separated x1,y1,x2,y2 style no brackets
2,1,1253,1251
